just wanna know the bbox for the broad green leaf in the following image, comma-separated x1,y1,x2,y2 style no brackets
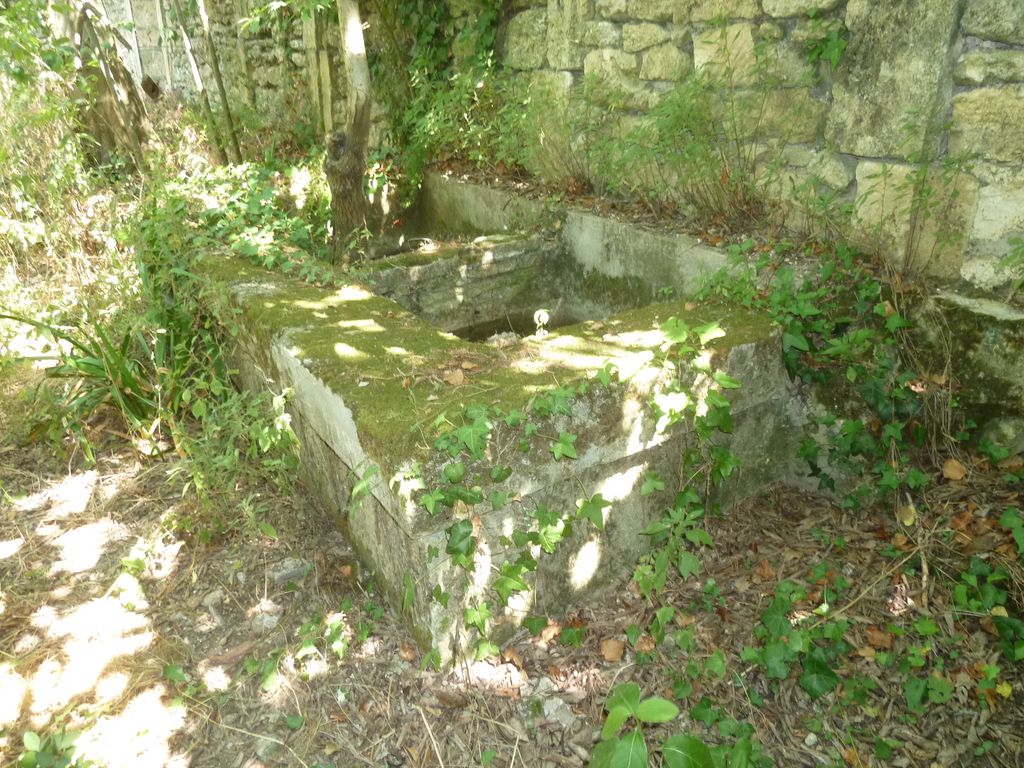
728,737,752,768
677,551,700,580
904,676,927,712
635,697,679,723
419,488,444,515
285,714,304,730
704,649,726,678
23,732,41,753
551,431,578,460
662,734,714,768
606,682,641,715
590,738,618,768
783,332,809,352
762,640,790,679
602,705,631,740
611,729,648,768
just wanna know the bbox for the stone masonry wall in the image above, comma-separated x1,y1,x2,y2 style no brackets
500,0,1024,293
116,0,347,135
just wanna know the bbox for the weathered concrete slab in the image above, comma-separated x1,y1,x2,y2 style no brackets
416,172,732,299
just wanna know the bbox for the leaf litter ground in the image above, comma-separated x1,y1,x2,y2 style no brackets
1,368,1023,768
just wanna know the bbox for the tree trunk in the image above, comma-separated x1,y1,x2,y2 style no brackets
196,0,242,162
324,0,375,265
168,0,228,164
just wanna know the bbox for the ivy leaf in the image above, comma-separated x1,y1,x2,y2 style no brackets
489,490,510,509
464,601,492,634
445,519,476,569
799,651,840,700
694,322,726,346
661,316,691,344
431,584,449,607
762,640,790,679
455,418,491,460
420,489,444,515
551,431,577,460
537,516,571,553
522,615,548,636
641,471,665,496
443,462,466,484
904,676,927,713
493,571,528,606
577,493,611,530
662,734,714,768
489,465,512,482
712,371,742,389
284,714,304,731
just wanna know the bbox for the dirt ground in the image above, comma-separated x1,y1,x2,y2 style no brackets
2,358,1023,768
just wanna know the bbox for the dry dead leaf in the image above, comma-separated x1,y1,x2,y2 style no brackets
842,746,860,766
634,635,656,653
754,558,775,582
435,689,469,708
600,638,625,662
460,361,478,370
942,457,967,481
502,646,525,670
399,641,417,662
950,509,974,532
998,454,1023,470
866,625,893,649
443,369,466,386
856,646,876,661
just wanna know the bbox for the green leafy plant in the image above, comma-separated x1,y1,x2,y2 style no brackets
18,729,90,768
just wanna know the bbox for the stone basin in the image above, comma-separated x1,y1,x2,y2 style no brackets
196,179,807,662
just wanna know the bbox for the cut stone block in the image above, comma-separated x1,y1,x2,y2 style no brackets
826,0,961,159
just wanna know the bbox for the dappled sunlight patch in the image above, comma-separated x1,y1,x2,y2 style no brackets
0,664,28,727
14,470,97,520
0,535,25,560
333,341,367,360
76,686,188,768
569,539,603,591
26,594,154,723
336,318,386,332
599,466,642,504
49,518,129,575
200,665,232,692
